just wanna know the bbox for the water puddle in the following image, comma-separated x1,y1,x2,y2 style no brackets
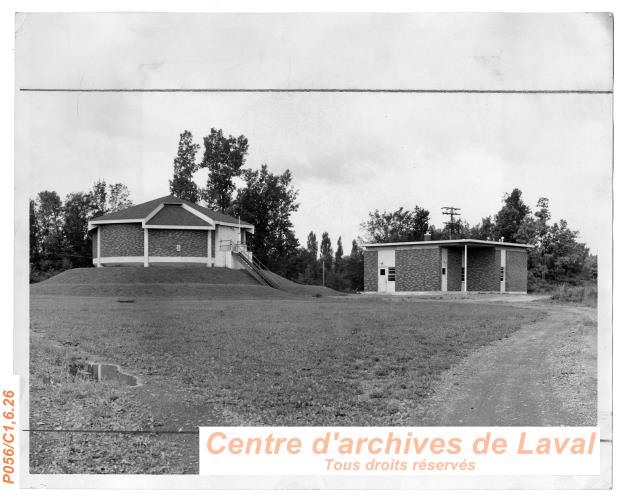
69,360,139,387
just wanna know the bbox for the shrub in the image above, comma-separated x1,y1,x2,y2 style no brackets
551,283,597,307
527,275,554,293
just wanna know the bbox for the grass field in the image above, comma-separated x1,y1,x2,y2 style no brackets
29,268,545,474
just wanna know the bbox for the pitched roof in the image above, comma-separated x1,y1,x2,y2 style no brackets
146,204,211,227
90,195,253,227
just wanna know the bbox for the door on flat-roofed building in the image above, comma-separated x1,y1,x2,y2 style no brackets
377,249,395,293
441,248,448,291
378,267,387,292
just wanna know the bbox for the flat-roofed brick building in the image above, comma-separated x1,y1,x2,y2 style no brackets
362,239,531,294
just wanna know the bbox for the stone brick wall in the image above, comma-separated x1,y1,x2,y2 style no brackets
100,223,143,257
148,229,208,257
364,250,378,292
446,247,463,291
467,247,500,291
396,247,441,291
505,250,528,292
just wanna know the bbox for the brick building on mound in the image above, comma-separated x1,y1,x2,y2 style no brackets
88,195,254,269
362,238,531,294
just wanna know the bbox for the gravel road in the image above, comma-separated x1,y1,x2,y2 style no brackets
421,301,597,426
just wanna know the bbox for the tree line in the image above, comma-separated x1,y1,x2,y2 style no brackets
29,127,595,292
30,181,132,282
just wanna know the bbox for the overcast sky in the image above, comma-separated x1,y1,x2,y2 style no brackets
16,13,612,252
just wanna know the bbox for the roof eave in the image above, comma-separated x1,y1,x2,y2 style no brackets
361,239,533,249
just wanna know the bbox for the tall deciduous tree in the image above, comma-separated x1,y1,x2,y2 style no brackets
334,236,344,271
62,192,92,267
169,130,200,202
362,205,430,243
232,164,299,273
534,197,551,241
200,128,249,212
29,199,40,268
320,232,333,268
541,220,589,282
90,180,108,218
527,197,552,280
108,183,133,213
306,231,318,258
89,179,133,216
299,231,320,283
35,191,63,269
344,239,364,291
469,216,495,240
493,188,530,242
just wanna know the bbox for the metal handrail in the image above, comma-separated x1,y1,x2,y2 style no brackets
250,258,279,289
251,255,271,272
232,250,280,290
233,242,250,253
220,240,251,253
249,255,281,286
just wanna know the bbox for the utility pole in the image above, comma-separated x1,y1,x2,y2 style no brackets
441,206,461,239
322,260,325,287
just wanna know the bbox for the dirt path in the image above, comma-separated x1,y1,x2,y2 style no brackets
421,301,597,426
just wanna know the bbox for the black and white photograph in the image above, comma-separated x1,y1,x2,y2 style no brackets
9,7,615,492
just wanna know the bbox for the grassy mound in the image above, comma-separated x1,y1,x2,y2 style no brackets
30,266,341,299
40,266,260,285
260,268,344,297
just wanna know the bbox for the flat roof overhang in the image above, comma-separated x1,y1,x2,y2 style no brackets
361,239,532,250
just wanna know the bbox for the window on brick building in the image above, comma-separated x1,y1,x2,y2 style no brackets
388,267,396,282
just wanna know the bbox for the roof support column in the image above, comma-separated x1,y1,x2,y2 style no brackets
207,230,212,267
143,228,149,267
463,244,468,292
96,226,102,268
500,249,506,293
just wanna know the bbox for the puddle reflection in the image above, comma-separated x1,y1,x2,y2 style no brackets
70,361,139,387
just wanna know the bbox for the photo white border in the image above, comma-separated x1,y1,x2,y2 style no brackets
4,0,619,496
